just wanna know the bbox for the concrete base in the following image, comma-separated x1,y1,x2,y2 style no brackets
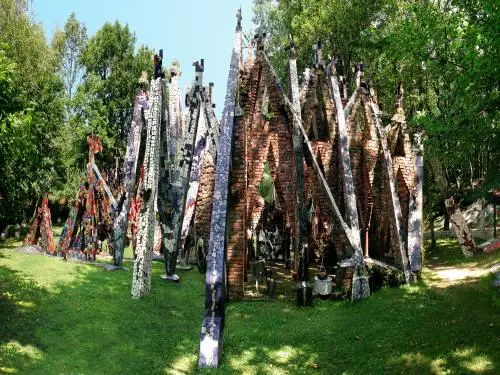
161,273,180,282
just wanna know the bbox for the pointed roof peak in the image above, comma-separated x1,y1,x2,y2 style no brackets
236,8,242,32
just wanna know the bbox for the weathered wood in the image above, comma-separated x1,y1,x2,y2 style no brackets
131,77,163,298
343,88,358,119
330,75,362,253
369,102,412,283
198,23,241,369
91,163,117,209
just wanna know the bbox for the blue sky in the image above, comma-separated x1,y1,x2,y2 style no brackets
32,0,255,117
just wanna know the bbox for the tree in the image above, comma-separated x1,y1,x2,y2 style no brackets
253,0,500,227
74,21,153,166
52,12,87,98
0,0,65,229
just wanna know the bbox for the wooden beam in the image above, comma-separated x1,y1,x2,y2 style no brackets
330,75,362,256
369,102,412,283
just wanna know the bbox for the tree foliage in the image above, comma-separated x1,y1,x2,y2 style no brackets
0,3,153,229
0,0,65,228
73,21,153,166
52,12,87,98
253,0,499,217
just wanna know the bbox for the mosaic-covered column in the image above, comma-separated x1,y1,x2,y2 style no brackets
198,10,242,368
112,88,148,267
288,40,309,281
178,89,219,257
159,85,201,281
408,132,423,271
131,76,164,298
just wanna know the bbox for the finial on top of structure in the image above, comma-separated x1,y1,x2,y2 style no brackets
313,40,324,69
193,59,205,88
153,49,165,79
355,61,364,88
208,82,214,104
87,134,103,163
287,34,296,59
139,71,148,91
328,55,338,75
254,33,266,52
236,8,242,31
395,80,404,109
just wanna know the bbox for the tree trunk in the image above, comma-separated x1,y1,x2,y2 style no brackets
443,212,450,231
430,216,436,249
429,157,476,257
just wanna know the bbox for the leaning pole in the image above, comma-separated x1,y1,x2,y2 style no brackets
131,72,164,298
112,87,148,267
198,10,242,368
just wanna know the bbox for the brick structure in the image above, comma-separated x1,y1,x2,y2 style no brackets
221,42,422,298
199,15,422,369
226,35,300,299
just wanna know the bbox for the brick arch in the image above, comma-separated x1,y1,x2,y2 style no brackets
225,54,297,299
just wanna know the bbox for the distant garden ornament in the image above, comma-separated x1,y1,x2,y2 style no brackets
24,194,55,254
57,135,117,261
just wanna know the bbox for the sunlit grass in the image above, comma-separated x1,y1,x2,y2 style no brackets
1,237,499,374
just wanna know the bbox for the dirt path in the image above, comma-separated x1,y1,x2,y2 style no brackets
425,254,500,289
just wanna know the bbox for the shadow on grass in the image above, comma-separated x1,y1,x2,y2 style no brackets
0,249,206,374
1,240,499,375
0,266,50,373
172,277,497,375
167,243,500,375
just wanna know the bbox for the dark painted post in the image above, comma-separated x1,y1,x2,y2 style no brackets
198,9,242,368
159,84,201,281
288,37,309,285
111,87,148,267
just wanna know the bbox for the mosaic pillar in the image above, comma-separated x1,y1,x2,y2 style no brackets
131,77,163,298
111,91,148,267
198,11,242,368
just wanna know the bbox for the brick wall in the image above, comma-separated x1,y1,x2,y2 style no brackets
224,56,419,297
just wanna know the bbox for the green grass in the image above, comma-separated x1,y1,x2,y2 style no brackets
0,238,499,374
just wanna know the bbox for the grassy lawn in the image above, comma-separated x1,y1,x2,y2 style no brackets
0,237,499,374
